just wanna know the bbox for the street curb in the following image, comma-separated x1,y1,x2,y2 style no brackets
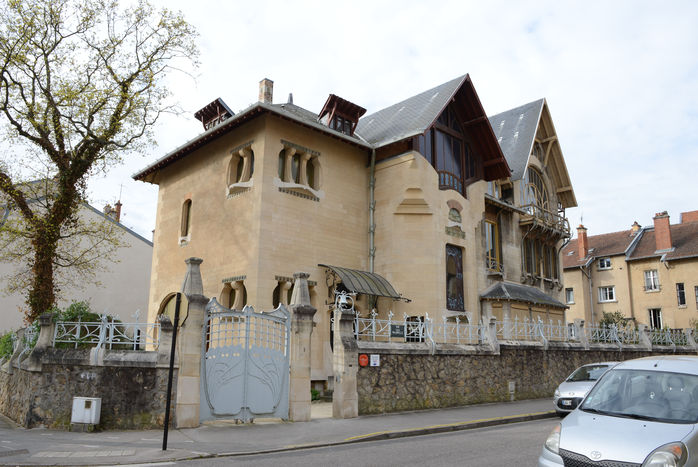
213,410,558,459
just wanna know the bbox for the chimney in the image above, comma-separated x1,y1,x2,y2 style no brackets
630,221,641,234
259,78,273,104
680,210,698,224
115,200,122,223
577,225,588,260
653,211,672,251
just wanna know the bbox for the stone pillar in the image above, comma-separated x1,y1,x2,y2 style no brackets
332,305,358,419
24,312,55,371
157,315,175,367
288,272,317,421
685,328,697,350
574,319,589,350
175,258,208,428
638,324,652,351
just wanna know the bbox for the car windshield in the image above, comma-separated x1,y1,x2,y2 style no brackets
567,365,611,382
580,369,698,424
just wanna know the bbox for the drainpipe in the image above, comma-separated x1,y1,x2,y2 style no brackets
581,264,594,327
369,148,376,273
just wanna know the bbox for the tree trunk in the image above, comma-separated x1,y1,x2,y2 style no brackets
27,233,58,322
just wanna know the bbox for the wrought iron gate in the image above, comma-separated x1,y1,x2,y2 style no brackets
200,299,290,422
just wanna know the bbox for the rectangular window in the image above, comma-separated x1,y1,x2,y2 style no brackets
648,308,662,329
677,283,686,306
446,244,464,311
565,288,574,304
485,221,501,273
598,286,616,302
644,270,659,291
598,257,611,270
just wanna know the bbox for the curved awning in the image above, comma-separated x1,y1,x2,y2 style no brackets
318,264,407,301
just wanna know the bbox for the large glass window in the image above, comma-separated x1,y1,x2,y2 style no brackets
677,283,686,306
523,167,549,210
485,220,501,273
446,244,464,311
417,105,481,198
648,308,662,329
598,286,615,302
644,270,660,291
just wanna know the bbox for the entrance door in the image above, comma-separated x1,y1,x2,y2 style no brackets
200,299,290,423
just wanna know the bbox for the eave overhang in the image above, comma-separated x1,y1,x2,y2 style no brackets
133,102,372,184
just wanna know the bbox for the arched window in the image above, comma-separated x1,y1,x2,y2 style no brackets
222,281,247,310
228,146,254,187
180,199,192,238
524,167,549,210
446,244,464,311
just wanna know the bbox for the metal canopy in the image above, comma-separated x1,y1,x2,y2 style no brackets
318,264,405,300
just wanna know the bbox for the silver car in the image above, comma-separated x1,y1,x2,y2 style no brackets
554,362,618,415
540,355,698,466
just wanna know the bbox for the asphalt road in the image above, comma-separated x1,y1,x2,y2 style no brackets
174,417,559,466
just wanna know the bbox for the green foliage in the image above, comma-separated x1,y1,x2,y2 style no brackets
52,300,103,323
690,318,698,333
0,0,199,322
599,311,628,328
311,388,319,401
0,332,14,359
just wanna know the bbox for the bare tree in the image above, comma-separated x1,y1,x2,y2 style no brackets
0,0,198,321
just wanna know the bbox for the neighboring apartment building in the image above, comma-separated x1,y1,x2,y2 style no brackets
562,210,698,329
0,197,153,332
134,74,576,385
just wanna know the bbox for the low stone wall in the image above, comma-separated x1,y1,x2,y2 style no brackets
0,347,176,430
356,341,695,414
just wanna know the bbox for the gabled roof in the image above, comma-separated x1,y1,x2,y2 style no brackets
627,222,698,262
562,229,637,269
488,99,577,208
480,281,567,309
488,99,544,181
355,75,466,147
356,74,510,181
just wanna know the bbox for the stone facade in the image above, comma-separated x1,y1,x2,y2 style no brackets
356,343,693,414
0,348,174,429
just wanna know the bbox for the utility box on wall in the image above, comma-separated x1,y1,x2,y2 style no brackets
71,397,101,425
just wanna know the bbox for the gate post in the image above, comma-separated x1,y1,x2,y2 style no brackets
288,272,317,422
332,305,358,419
176,257,208,428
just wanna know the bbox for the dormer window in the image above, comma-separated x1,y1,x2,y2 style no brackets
194,98,234,131
319,94,366,136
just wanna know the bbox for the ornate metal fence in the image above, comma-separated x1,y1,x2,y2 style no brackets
53,315,160,350
354,311,483,345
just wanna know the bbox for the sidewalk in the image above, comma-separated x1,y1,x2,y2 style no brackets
0,399,556,466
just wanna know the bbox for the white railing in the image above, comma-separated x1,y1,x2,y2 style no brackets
585,324,640,345
53,316,160,350
432,316,483,345
648,328,687,347
354,311,429,343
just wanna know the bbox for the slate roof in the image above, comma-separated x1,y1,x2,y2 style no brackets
487,99,544,181
354,75,466,147
480,281,567,309
627,221,698,262
562,229,638,269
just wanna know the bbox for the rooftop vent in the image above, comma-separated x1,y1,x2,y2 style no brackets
194,98,234,131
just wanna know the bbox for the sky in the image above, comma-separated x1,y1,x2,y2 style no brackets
86,0,698,241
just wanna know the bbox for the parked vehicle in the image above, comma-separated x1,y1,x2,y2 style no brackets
539,355,698,466
553,362,618,415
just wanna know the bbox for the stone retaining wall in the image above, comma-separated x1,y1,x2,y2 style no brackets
0,347,176,430
356,341,696,414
